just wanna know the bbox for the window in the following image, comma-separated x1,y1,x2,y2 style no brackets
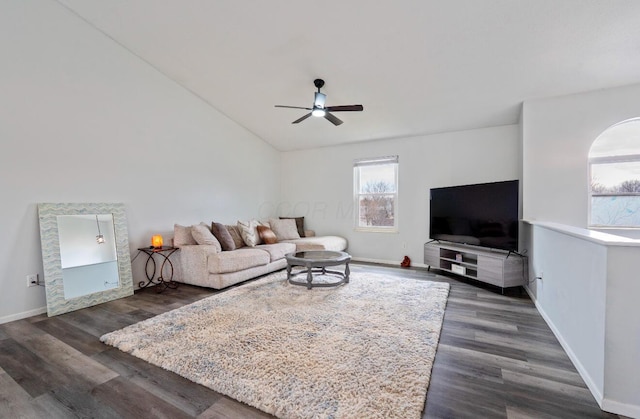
354,156,398,231
589,118,640,227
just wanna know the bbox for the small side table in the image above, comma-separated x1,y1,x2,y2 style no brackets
137,246,179,292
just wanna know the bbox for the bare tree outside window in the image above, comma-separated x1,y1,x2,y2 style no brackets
618,179,640,193
354,157,398,231
359,181,395,226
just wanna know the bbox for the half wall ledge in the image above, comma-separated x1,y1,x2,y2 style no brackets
522,220,640,246
522,220,640,418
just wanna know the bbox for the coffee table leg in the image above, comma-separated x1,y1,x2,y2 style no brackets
306,268,313,290
345,262,350,283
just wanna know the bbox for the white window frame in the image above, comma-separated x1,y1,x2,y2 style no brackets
353,155,399,233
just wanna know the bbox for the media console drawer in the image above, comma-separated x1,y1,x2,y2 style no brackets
451,264,466,275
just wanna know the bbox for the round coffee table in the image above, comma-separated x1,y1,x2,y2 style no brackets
285,250,351,289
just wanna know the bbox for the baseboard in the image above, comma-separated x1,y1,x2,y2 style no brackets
602,398,640,418
0,306,47,325
523,285,605,410
351,256,429,269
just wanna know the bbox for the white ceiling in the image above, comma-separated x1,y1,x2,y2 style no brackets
58,0,640,151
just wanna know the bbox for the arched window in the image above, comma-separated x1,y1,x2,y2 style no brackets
589,118,640,227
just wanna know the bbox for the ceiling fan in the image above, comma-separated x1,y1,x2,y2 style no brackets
275,79,363,126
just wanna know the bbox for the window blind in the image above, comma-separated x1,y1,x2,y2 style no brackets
353,155,399,167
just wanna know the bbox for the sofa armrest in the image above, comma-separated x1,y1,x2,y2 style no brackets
304,230,316,237
176,245,220,283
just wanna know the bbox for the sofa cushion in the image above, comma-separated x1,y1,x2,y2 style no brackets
225,225,246,249
257,225,278,244
255,242,296,262
174,224,197,247
269,218,301,241
279,216,306,237
191,223,222,252
211,222,236,251
238,220,271,247
207,248,270,274
237,219,265,247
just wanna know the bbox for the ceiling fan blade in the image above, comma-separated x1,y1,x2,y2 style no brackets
324,112,343,126
275,105,313,110
292,113,312,124
325,105,364,112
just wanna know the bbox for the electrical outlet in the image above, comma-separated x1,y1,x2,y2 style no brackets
27,274,38,287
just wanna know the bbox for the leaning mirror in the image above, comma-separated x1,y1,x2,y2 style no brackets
38,203,134,316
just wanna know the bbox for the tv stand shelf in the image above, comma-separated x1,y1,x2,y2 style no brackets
424,242,527,290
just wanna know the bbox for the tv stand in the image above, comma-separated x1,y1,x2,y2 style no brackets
424,242,527,291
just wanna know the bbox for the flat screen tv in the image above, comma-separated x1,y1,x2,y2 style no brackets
429,180,519,252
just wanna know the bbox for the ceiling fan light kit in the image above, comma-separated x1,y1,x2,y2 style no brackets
311,108,326,117
275,79,363,126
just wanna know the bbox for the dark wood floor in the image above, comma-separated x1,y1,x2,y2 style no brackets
0,263,620,418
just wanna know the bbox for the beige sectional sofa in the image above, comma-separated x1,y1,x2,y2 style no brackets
172,219,347,290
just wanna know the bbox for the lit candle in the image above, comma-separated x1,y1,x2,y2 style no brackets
152,235,163,248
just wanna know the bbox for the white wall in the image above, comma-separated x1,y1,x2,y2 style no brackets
522,82,640,229
280,125,520,265
525,223,607,402
521,83,640,417
0,0,281,322
605,246,640,415
523,222,640,417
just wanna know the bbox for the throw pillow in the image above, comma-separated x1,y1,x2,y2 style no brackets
211,222,236,251
257,225,278,244
173,224,197,247
225,225,246,249
269,218,301,241
279,216,306,237
191,223,222,252
237,219,265,247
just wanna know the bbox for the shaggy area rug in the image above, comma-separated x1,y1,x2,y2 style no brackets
100,271,450,418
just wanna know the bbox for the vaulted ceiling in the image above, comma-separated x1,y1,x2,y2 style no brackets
58,0,640,151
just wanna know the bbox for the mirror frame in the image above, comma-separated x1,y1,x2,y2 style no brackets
38,203,134,316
